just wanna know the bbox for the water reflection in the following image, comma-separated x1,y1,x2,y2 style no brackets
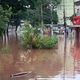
71,28,80,75
2,28,80,80
0,32,63,80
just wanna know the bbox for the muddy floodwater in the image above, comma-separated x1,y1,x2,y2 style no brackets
0,30,80,80
0,32,63,80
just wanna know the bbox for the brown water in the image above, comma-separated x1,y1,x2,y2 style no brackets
1,30,80,80
0,32,63,80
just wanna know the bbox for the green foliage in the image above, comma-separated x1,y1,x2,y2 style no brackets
25,9,41,26
0,0,61,27
22,21,37,48
34,0,61,7
33,36,58,49
43,9,58,24
26,8,58,26
41,36,58,49
22,22,58,49
52,11,58,24
27,0,61,25
36,0,61,24
0,5,12,36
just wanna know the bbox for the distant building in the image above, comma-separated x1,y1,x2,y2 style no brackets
74,0,80,15
57,0,74,25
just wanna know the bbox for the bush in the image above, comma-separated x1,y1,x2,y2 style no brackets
23,33,58,49
33,36,58,49
22,21,58,49
22,21,34,48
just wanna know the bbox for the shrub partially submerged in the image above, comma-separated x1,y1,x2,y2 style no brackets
22,22,58,49
32,36,58,49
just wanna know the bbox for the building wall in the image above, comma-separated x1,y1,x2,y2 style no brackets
57,0,74,25
75,0,80,14
75,0,80,1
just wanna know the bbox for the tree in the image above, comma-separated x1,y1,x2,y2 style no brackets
0,0,29,29
0,0,61,28
26,0,61,26
43,9,58,24
0,5,12,36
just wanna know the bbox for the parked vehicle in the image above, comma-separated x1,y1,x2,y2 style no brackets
53,27,59,34
53,26,64,34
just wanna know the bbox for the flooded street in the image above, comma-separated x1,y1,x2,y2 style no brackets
0,31,63,80
0,30,80,80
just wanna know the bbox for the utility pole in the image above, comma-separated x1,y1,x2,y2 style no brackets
49,0,54,36
63,0,67,79
73,0,75,14
63,0,66,28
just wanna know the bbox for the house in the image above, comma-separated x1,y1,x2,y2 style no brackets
74,0,80,15
57,0,74,25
